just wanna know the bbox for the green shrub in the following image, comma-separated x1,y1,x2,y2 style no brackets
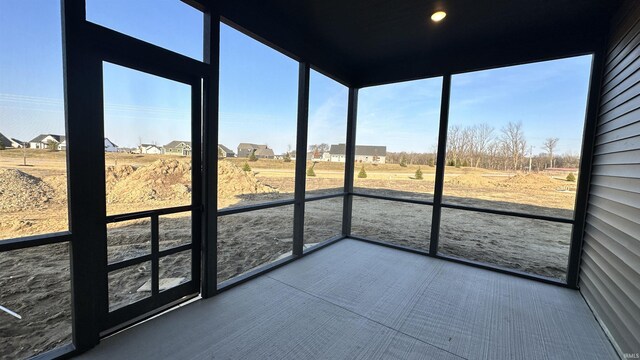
566,172,576,182
248,149,258,162
357,165,367,178
307,166,316,177
415,167,423,180
399,156,407,167
242,162,251,172
283,153,292,162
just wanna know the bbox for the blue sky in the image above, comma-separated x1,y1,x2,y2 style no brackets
0,0,591,154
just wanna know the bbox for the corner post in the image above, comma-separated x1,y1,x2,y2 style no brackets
429,74,451,255
342,88,359,236
293,62,311,256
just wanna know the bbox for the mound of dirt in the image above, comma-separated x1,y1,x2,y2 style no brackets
217,161,276,202
106,160,275,205
446,173,494,188
105,165,136,193
498,173,562,190
107,160,192,203
0,169,55,211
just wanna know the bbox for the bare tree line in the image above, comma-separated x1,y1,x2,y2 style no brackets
387,121,580,171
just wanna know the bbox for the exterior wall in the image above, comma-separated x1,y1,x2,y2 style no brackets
581,1,640,356
354,155,385,164
330,154,386,164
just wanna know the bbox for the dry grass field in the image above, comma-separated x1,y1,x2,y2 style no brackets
0,149,578,359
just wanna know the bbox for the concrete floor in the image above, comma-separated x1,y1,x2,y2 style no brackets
79,239,618,360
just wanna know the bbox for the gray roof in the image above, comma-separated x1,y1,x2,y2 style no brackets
238,143,268,150
29,134,66,143
140,143,160,148
218,144,234,154
11,138,25,144
329,144,386,156
255,148,275,157
0,133,12,147
164,140,191,149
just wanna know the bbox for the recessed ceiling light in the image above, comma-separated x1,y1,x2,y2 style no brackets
431,11,447,22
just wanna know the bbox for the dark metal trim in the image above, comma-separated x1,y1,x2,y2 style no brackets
434,253,568,287
217,236,348,293
302,235,346,255
87,23,207,83
293,62,311,256
304,192,346,202
430,74,451,255
62,0,107,350
217,199,296,216
348,235,430,257
106,205,194,223
106,244,193,272
151,215,160,296
33,343,77,360
217,255,299,292
347,236,567,287
352,192,434,206
440,203,575,224
567,47,608,289
104,282,199,331
342,88,358,236
108,254,153,272
202,5,220,299
0,232,71,252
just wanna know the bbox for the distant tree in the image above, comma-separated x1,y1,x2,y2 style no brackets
415,167,423,180
399,155,408,167
357,165,367,178
428,157,435,167
0,143,5,150
500,121,527,171
543,137,559,168
242,162,251,172
248,149,258,162
566,172,576,182
283,152,292,162
46,140,58,151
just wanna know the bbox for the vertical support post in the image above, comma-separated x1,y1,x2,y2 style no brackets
202,7,220,298
293,62,310,256
190,78,203,292
342,88,358,236
62,0,106,351
566,45,607,289
429,75,451,256
151,215,160,296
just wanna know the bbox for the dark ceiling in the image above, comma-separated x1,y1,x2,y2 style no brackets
219,0,622,87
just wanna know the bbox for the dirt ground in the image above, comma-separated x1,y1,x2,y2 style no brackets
0,150,578,359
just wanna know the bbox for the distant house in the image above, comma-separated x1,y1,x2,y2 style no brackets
104,138,118,153
237,143,275,159
218,144,235,157
164,140,192,156
58,140,66,150
10,138,26,148
29,134,66,150
0,132,12,149
136,143,163,155
329,144,387,164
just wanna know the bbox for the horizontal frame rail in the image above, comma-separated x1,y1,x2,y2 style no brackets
304,192,346,202
107,244,193,272
217,199,296,216
0,232,72,252
106,205,194,223
347,236,567,287
352,192,435,206
440,202,574,224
